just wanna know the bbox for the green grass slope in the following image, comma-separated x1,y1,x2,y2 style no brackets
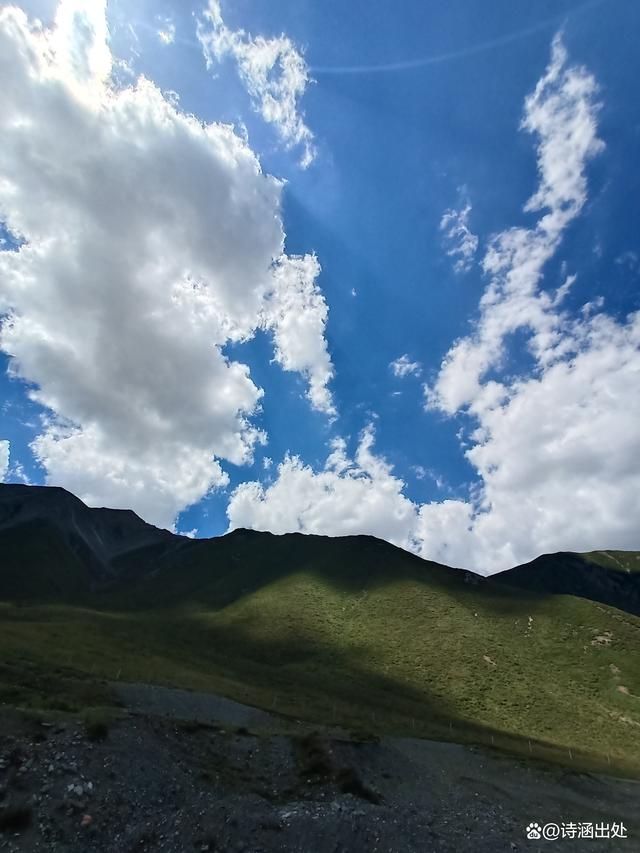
2,537,640,774
583,550,640,573
1,484,639,773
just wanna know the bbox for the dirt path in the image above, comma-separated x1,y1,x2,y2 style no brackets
112,682,278,730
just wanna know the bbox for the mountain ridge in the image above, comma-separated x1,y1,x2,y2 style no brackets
0,482,177,582
1,482,639,617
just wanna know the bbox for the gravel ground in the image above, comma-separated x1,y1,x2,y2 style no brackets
0,696,638,852
112,684,278,731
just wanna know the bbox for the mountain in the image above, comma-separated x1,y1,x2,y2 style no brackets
492,550,640,617
1,483,640,773
2,483,639,616
0,483,480,605
0,483,177,597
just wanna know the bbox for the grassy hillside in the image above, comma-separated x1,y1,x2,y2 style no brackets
583,550,640,573
2,484,639,774
2,551,640,774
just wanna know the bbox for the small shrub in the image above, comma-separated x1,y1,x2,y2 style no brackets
176,719,216,734
82,708,112,741
175,719,200,734
296,733,334,778
335,766,381,804
349,730,380,744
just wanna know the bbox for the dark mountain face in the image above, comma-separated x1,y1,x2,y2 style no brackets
490,551,640,617
0,484,477,604
1,483,639,616
0,483,176,591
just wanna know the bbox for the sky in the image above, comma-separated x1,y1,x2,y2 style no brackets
0,0,639,573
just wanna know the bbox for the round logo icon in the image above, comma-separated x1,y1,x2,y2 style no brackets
526,823,542,840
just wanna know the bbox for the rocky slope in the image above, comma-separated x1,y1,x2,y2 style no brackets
1,700,638,853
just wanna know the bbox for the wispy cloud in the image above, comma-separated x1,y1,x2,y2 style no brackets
8,458,31,484
390,354,422,378
616,250,640,275
439,201,478,273
156,17,175,46
197,1,316,167
428,34,604,416
0,440,8,481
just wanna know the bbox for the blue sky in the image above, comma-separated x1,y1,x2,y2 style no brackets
1,0,639,571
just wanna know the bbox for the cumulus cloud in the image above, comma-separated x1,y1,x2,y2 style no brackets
225,425,482,569
263,254,335,415
390,354,422,378
0,440,9,482
225,426,472,564
197,0,316,167
228,426,417,546
228,36,640,573
448,313,640,568
439,201,478,273
0,1,333,528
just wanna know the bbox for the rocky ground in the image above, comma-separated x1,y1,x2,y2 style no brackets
0,692,638,852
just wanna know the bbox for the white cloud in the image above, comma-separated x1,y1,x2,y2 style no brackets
0,440,9,482
228,36,640,573
225,426,476,567
412,465,444,489
197,1,316,167
616,250,640,275
178,527,198,539
262,254,335,415
418,34,640,571
390,354,422,378
157,18,175,46
8,459,31,485
428,35,603,416
439,201,478,273
447,313,640,569
163,89,180,108
228,426,418,546
230,318,640,572
0,1,333,529
225,427,468,561
52,0,111,92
